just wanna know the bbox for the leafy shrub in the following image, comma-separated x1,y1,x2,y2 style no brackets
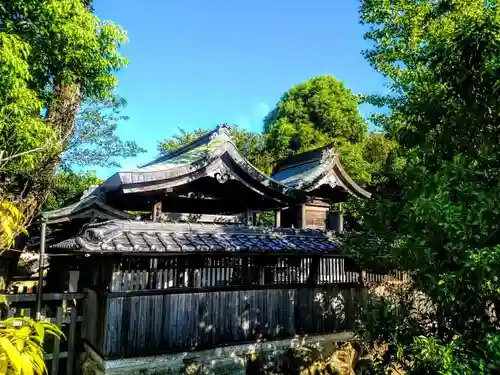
0,317,63,375
0,199,65,374
354,281,500,374
0,201,27,252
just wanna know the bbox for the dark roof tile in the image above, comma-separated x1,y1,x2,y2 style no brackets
52,220,342,254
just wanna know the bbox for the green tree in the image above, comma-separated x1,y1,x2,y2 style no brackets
0,2,127,371
362,133,400,175
62,95,146,169
263,75,367,158
44,170,102,211
263,75,399,186
346,0,500,373
0,1,139,214
159,128,207,153
0,0,127,225
0,33,56,173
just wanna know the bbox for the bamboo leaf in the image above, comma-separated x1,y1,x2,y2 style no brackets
0,337,23,373
0,353,8,374
32,324,44,345
21,355,34,375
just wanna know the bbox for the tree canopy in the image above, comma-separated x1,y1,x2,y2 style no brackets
263,75,367,158
0,33,55,173
43,170,102,211
0,0,130,225
263,75,398,186
346,0,500,373
62,95,145,169
0,1,128,371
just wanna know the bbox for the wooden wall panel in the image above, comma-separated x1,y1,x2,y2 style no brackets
304,207,328,229
103,286,362,358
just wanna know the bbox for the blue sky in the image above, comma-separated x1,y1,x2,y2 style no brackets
91,0,386,179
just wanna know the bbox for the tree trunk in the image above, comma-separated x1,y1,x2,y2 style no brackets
23,83,81,223
7,83,81,284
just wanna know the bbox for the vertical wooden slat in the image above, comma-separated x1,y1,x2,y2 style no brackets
66,306,78,375
258,263,265,285
156,259,164,289
325,258,330,283
333,257,339,283
110,270,119,292
51,306,63,375
68,270,80,293
162,269,168,289
242,256,249,285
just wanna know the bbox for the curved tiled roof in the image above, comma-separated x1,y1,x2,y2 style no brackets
51,220,342,254
101,124,306,205
40,192,134,224
272,144,371,199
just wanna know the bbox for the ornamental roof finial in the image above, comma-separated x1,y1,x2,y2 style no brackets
320,144,336,163
210,123,234,142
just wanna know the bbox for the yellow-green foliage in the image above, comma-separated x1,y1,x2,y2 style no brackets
297,342,357,375
0,317,63,375
0,200,64,374
0,201,27,252
0,33,56,171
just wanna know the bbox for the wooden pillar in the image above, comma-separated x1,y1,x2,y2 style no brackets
252,212,258,226
152,200,162,222
298,204,306,229
274,210,281,227
359,268,367,287
244,208,252,226
35,218,47,321
307,256,320,285
330,210,344,233
68,270,80,293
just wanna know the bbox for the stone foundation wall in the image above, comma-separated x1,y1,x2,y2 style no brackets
79,332,353,375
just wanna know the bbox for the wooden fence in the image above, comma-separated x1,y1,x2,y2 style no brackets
0,258,408,373
99,255,408,293
80,253,408,360
1,292,85,375
99,285,362,358
101,254,365,292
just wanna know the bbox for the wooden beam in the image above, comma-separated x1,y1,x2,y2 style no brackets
152,201,162,222
6,293,85,303
162,212,245,224
299,204,306,229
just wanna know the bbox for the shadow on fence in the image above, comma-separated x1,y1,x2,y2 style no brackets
0,268,409,375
